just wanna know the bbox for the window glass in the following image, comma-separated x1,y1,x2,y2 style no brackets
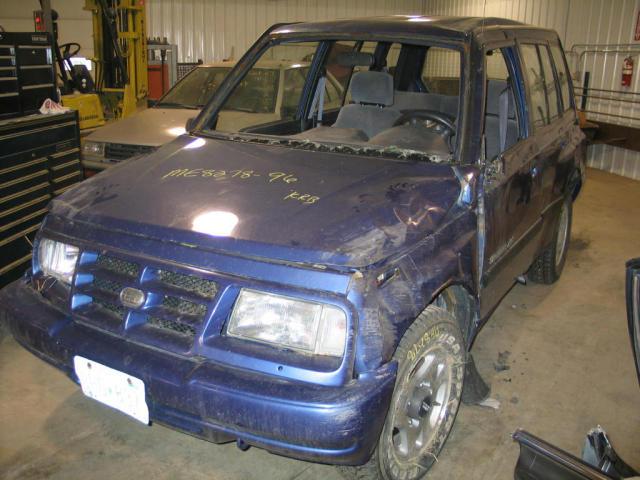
539,45,560,121
550,44,572,111
520,44,548,128
484,48,519,158
422,47,461,95
216,42,318,132
323,41,357,110
486,49,509,80
158,66,231,108
207,39,464,160
281,67,307,118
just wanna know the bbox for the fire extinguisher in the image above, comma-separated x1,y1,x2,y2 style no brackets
622,56,634,87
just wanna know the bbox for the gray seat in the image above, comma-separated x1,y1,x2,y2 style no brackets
485,79,518,159
290,126,368,144
333,71,401,139
393,91,459,118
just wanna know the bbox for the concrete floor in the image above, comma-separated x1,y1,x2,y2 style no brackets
1,168,639,480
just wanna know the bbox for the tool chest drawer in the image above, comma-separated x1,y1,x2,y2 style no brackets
0,32,56,119
0,111,82,286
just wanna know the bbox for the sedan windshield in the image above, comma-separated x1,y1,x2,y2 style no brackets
205,39,463,162
158,66,232,109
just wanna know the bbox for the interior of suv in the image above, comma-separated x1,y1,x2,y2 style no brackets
212,40,463,157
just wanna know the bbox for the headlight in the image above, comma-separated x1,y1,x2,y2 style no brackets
228,289,347,357
37,238,79,283
82,140,105,157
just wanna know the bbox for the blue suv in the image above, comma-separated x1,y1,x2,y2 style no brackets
0,16,585,480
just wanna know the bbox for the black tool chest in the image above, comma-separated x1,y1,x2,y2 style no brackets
1,111,82,287
0,32,57,119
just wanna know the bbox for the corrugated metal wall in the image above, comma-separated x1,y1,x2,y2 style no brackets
147,0,640,180
146,0,424,63
424,0,640,180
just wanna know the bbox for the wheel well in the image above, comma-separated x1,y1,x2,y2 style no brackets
433,284,477,348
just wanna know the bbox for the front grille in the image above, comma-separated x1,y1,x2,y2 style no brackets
158,269,218,298
92,277,124,294
104,143,156,161
162,295,208,317
95,254,140,278
73,251,219,347
94,298,126,318
148,316,197,337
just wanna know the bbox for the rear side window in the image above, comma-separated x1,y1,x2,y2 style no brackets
520,44,549,129
538,45,560,121
550,44,572,111
422,47,461,95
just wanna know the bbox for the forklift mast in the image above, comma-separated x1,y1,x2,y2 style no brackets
85,0,148,118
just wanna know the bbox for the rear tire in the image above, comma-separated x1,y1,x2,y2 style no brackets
528,196,572,285
339,306,466,480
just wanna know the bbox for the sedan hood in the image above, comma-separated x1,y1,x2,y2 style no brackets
86,108,196,146
52,135,464,268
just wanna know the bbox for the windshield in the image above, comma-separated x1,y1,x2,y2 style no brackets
205,39,463,162
158,66,231,108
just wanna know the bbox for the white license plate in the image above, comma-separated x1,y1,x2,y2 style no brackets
74,356,149,425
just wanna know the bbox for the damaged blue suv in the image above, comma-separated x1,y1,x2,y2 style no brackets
0,16,585,480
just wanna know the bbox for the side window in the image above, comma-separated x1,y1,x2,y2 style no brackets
486,48,510,80
323,41,357,110
550,44,573,111
484,48,520,159
538,45,560,121
281,67,307,118
422,47,461,95
323,77,342,109
520,44,549,129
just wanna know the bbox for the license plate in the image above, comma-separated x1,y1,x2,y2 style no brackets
74,356,149,424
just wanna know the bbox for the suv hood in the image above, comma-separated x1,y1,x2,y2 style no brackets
52,135,464,268
86,108,196,146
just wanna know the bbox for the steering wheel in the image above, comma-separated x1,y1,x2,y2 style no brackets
393,109,457,152
393,109,456,135
59,42,81,59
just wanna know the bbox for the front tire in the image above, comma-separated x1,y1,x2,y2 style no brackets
528,196,572,284
340,306,466,480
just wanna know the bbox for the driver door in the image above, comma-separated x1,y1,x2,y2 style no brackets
479,45,544,318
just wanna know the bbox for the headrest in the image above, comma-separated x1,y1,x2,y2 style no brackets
486,79,515,118
336,51,374,67
351,71,394,106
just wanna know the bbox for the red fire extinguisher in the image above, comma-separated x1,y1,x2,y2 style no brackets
622,56,634,87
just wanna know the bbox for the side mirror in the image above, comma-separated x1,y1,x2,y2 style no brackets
185,117,196,132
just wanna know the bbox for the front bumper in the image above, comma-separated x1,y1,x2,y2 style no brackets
0,279,396,465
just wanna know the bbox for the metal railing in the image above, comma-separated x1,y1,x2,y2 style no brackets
567,43,640,125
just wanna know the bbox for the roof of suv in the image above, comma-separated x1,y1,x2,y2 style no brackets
271,15,534,40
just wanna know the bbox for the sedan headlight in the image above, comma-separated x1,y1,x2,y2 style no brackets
37,238,79,283
82,140,105,157
228,289,347,357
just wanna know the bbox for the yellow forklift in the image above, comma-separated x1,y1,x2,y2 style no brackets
35,0,148,129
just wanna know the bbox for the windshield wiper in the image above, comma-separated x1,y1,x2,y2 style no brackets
156,102,200,110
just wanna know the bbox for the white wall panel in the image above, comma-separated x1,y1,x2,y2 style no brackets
146,0,424,63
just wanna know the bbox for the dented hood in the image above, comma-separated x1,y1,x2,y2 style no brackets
52,135,463,268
